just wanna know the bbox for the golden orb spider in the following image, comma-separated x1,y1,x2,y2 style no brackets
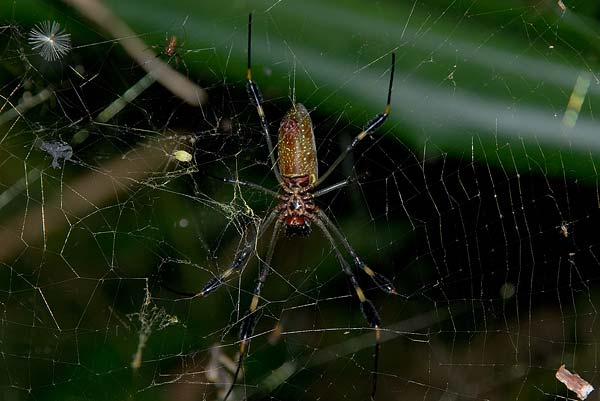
170,14,396,401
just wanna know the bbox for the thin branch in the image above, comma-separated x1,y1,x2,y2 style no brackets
62,0,207,106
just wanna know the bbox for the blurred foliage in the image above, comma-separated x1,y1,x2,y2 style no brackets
6,0,600,177
4,0,600,179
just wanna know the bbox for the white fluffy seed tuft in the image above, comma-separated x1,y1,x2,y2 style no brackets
28,21,72,62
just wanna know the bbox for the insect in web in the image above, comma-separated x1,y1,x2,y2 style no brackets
155,24,208,73
150,33,189,74
168,14,396,401
161,34,186,66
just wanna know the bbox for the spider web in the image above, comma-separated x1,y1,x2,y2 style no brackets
1,1,600,400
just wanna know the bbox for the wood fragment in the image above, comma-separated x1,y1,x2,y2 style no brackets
556,364,594,400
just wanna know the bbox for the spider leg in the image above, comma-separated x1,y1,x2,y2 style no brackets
316,209,397,295
223,219,282,401
314,53,395,188
200,209,279,297
162,209,278,298
312,216,382,401
175,53,190,77
246,13,284,185
312,172,369,198
210,175,279,197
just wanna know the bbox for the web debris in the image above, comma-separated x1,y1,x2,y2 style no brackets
130,280,180,370
40,140,73,169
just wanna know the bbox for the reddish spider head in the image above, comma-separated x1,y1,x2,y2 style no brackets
282,181,313,237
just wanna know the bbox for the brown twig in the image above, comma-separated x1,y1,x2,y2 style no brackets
62,0,207,106
556,364,594,400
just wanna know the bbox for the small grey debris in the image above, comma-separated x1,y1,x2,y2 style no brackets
40,140,73,169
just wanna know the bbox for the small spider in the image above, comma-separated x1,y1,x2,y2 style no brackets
168,14,396,401
164,34,179,57
154,33,188,72
559,221,570,238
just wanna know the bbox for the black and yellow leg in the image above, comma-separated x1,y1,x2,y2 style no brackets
246,13,283,185
313,217,383,401
223,220,282,401
317,210,398,296
166,247,252,298
312,171,369,198
163,209,279,299
200,242,253,297
210,175,280,197
351,277,383,401
315,52,395,187
201,210,279,298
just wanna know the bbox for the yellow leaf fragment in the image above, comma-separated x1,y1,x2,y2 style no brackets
173,150,192,162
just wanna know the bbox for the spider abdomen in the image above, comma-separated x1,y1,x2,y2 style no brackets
278,103,318,185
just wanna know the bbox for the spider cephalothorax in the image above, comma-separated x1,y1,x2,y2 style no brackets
279,179,316,237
